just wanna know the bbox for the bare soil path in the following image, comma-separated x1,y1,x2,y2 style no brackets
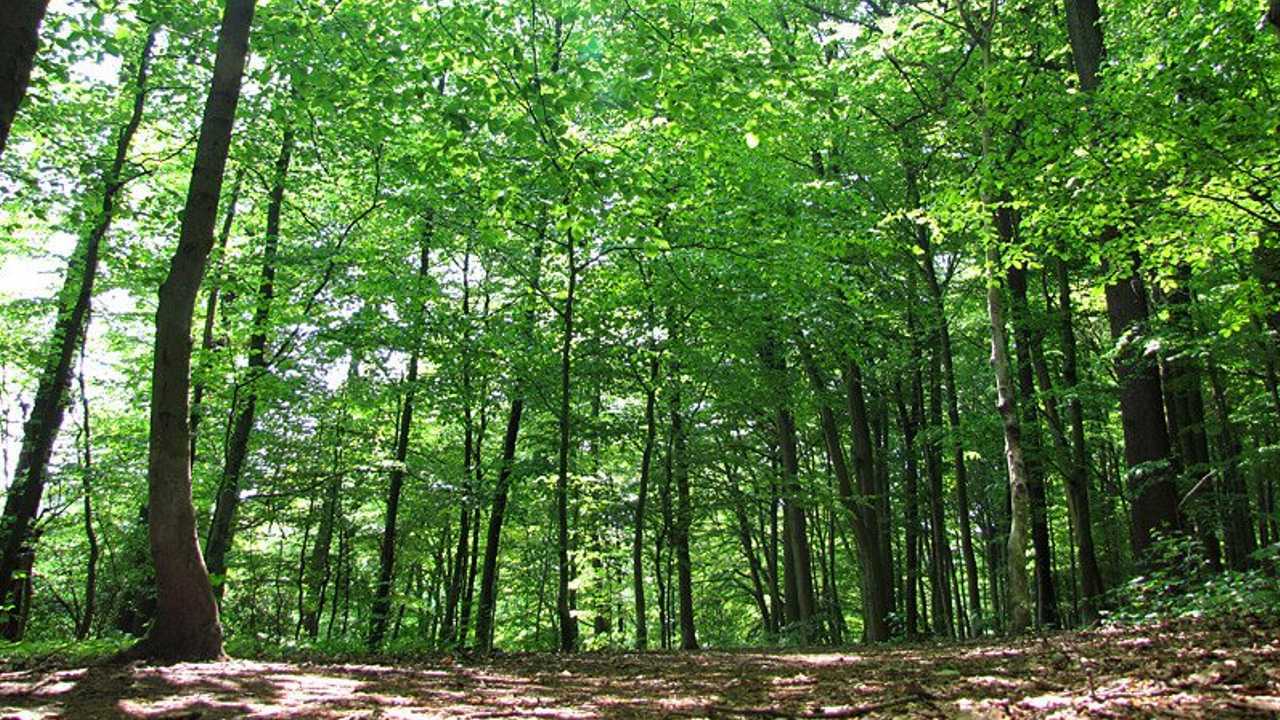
0,617,1277,719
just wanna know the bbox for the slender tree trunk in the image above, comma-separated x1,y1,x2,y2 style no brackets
670,357,697,650
924,342,954,637
190,170,242,464
1208,365,1256,569
473,396,523,652
1007,265,1059,627
986,243,1033,634
555,235,579,653
369,235,430,651
726,461,771,634
632,354,658,650
0,30,156,613
799,343,890,642
204,125,293,599
896,378,922,638
759,338,818,639
0,0,50,158
910,171,982,631
135,0,255,660
1040,258,1105,621
76,359,98,640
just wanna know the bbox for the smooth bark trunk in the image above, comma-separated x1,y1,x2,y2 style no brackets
136,0,255,660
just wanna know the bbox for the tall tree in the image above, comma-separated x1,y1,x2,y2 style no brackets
135,0,256,661
0,27,156,620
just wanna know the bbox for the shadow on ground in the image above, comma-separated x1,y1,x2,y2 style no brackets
1,616,1277,718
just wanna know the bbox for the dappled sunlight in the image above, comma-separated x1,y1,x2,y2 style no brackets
0,618,1276,718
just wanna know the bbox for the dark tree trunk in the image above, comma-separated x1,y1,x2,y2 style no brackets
1007,265,1060,628
1043,258,1105,621
924,342,954,637
910,167,982,631
0,0,50,158
555,235,579,653
670,359,698,650
843,358,894,641
632,354,658,650
798,343,890,642
896,377,923,638
759,337,818,639
0,29,156,613
1208,366,1256,570
190,170,242,464
1061,0,1182,563
369,235,431,651
76,361,98,640
473,396,523,652
1105,271,1183,559
204,125,293,599
134,0,255,660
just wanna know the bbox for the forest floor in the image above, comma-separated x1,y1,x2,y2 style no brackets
0,615,1278,719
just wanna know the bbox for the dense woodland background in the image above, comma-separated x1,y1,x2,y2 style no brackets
0,0,1278,661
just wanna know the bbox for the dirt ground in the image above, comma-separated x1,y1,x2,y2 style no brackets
0,616,1277,719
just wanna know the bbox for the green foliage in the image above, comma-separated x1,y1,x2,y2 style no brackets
1108,537,1280,624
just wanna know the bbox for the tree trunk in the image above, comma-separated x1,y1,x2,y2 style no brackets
670,357,698,650
1007,264,1060,628
910,168,982,631
895,378,923,638
1208,365,1256,570
924,341,954,637
76,361,98,640
759,337,818,639
204,124,293,599
190,170,242,464
632,354,658,650
986,234,1033,635
369,235,430,651
799,343,890,642
1061,0,1182,563
0,0,50,158
555,234,579,653
1043,257,1105,621
135,0,255,660
0,29,156,613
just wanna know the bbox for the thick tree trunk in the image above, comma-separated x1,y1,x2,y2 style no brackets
369,236,430,651
136,0,256,660
0,0,50,158
1062,0,1182,563
0,30,156,614
204,125,293,599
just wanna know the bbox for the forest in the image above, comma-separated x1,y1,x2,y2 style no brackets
1,0,1279,717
